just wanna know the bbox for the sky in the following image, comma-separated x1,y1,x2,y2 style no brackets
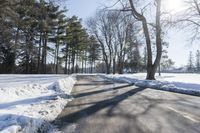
65,0,200,67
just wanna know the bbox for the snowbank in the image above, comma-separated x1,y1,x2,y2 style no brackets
103,73,200,96
0,75,76,133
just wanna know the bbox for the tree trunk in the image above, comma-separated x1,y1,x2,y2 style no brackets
37,32,42,74
141,19,154,79
113,58,116,74
154,0,162,77
90,61,93,73
43,37,47,74
75,52,79,73
94,61,96,73
84,51,87,73
145,0,162,80
128,0,160,80
25,36,30,74
13,27,19,73
118,58,123,74
106,62,111,74
68,53,71,74
64,45,68,74
64,56,68,74
71,51,75,74
41,33,47,74
55,44,59,74
158,63,161,76
82,57,84,73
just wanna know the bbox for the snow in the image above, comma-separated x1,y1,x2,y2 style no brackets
1,73,200,132
103,73,200,96
0,75,76,133
0,75,68,88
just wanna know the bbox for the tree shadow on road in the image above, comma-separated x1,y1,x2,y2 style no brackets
52,78,200,133
52,86,146,130
74,84,134,98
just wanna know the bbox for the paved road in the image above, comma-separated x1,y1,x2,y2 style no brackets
52,75,200,133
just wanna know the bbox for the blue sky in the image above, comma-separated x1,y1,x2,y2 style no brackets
66,0,102,20
65,0,200,67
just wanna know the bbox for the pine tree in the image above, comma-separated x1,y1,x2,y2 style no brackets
88,35,101,73
196,50,200,72
126,41,142,73
143,47,147,71
0,0,17,73
49,9,67,74
159,42,174,75
187,51,194,73
63,16,88,74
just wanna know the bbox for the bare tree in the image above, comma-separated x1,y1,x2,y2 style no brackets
87,9,141,74
87,11,115,74
125,0,162,80
176,0,200,42
113,12,129,74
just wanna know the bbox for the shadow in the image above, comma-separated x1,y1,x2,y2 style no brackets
0,114,51,132
157,75,175,79
151,86,200,97
0,94,70,109
53,87,145,128
101,75,141,85
0,75,67,83
74,82,113,86
172,81,200,90
91,80,113,83
77,75,115,83
103,93,200,133
66,101,100,108
74,84,134,98
104,75,200,97
74,86,99,93
53,74,200,133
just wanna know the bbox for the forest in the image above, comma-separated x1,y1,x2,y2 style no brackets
0,0,200,80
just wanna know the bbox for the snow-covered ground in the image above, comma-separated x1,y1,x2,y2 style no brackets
0,75,76,133
104,73,200,96
1,73,200,132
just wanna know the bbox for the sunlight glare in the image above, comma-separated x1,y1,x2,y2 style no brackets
163,0,186,13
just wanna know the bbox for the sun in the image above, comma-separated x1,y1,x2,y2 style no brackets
163,0,186,13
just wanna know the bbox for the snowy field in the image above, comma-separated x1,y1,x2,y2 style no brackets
0,75,76,133
104,73,200,96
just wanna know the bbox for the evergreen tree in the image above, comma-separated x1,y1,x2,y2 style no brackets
63,16,88,74
196,50,200,72
17,0,39,73
142,47,147,71
49,9,67,74
88,35,101,73
0,0,17,73
159,42,174,75
187,51,194,72
126,41,142,73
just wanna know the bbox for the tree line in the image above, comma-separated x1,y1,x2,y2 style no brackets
0,0,160,75
0,0,101,74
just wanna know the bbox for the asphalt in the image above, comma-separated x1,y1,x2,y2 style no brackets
52,75,200,133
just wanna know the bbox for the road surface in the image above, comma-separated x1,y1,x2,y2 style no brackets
52,75,200,133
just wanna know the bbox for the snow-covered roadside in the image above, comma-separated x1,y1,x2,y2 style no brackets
102,73,200,96
0,75,76,133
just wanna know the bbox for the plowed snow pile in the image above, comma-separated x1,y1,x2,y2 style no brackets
0,75,76,133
